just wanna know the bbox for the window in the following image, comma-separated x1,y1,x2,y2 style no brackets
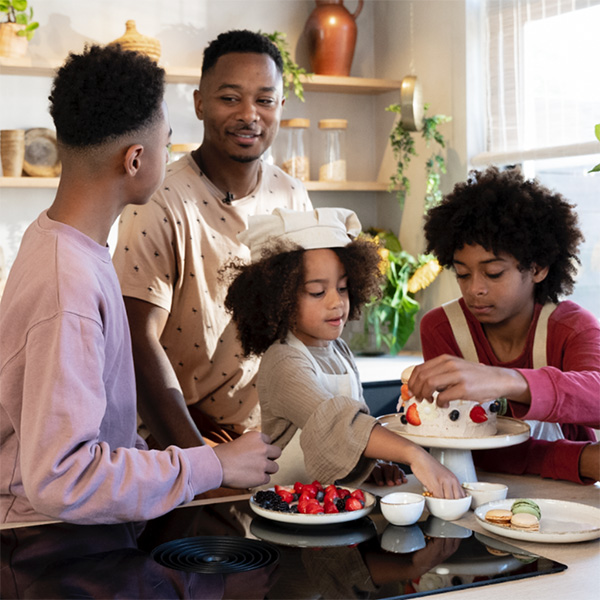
472,0,600,318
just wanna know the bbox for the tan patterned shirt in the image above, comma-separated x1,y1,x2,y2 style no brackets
113,154,312,434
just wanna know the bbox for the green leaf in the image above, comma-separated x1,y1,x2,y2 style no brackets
595,124,600,142
13,0,28,11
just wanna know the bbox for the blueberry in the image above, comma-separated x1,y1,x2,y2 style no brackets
449,410,460,421
490,400,501,413
400,415,408,425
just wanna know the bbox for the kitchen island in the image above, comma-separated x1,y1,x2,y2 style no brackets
2,470,597,599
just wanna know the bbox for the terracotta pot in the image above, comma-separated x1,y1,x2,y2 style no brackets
1,129,25,177
0,23,29,59
109,20,161,63
304,0,364,76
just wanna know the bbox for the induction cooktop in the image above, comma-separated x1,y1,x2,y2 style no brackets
1,498,567,599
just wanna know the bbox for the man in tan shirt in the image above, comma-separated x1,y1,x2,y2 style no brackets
113,30,311,453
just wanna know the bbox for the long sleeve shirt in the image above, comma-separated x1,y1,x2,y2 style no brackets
1,212,222,525
420,299,599,483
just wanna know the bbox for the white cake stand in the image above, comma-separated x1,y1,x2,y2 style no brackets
377,415,530,483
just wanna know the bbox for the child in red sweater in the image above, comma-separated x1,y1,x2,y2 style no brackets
408,167,599,483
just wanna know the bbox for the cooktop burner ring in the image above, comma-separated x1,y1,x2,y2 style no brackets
151,536,280,574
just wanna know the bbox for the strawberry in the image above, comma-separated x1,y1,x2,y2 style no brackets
350,489,365,505
294,481,304,495
400,383,412,401
311,480,324,491
324,484,338,496
337,487,351,499
324,500,339,514
274,485,294,504
301,483,318,499
469,405,488,423
344,497,363,512
324,487,340,503
406,403,421,426
302,499,324,514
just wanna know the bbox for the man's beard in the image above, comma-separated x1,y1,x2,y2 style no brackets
230,153,262,163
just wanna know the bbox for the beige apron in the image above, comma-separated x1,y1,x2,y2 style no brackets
265,332,363,487
442,299,563,442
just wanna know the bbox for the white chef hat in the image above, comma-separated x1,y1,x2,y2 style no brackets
239,207,362,262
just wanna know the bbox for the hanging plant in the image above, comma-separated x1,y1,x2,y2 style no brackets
261,30,311,102
386,103,451,212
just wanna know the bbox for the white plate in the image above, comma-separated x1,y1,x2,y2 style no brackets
475,498,600,543
249,486,376,525
250,515,377,547
378,415,530,450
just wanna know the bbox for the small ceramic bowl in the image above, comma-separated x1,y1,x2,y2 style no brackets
425,494,472,521
381,524,426,553
462,482,508,509
380,492,425,526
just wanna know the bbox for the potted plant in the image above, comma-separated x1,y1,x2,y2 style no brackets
386,102,451,212
350,228,442,355
261,30,311,101
0,0,38,59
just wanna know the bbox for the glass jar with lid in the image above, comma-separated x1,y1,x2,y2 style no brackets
318,118,347,182
276,118,310,181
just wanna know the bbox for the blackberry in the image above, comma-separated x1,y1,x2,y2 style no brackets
335,497,347,512
449,410,460,421
254,490,290,512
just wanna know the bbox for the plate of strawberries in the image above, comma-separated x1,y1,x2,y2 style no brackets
250,480,376,525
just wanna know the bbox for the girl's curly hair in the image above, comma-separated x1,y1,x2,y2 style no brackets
223,238,384,357
423,166,584,304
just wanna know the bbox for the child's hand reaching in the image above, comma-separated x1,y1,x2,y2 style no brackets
366,460,408,486
409,449,465,499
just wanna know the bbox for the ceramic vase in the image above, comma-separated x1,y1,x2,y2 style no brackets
303,0,364,76
109,20,161,63
1,129,25,177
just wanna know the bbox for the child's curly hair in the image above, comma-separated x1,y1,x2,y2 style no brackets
224,239,384,357
423,166,584,304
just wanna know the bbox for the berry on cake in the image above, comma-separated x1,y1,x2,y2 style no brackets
396,365,500,438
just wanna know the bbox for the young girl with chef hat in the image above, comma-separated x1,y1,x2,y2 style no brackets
224,207,464,498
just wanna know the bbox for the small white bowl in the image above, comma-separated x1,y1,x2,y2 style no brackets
425,494,472,521
381,524,426,553
462,482,508,509
380,492,425,526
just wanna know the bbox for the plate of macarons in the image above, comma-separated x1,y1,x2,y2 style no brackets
475,498,600,543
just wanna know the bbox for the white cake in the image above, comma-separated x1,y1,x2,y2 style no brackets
395,396,498,438
397,365,499,438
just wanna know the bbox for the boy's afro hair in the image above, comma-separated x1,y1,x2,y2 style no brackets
424,166,584,304
49,44,165,147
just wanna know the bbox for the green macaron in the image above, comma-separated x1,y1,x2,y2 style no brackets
511,499,542,520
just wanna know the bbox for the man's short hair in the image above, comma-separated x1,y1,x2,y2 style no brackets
201,29,283,76
49,44,165,148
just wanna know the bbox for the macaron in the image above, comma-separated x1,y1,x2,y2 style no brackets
484,508,513,525
511,499,542,520
510,512,540,531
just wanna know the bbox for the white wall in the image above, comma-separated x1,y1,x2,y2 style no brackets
0,0,471,349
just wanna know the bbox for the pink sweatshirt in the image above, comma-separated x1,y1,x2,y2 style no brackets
420,299,599,484
0,212,222,525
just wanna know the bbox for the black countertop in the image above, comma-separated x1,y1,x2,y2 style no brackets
0,496,566,599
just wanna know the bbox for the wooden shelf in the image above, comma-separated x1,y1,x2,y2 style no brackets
305,181,391,192
0,176,392,192
0,177,60,188
0,57,401,95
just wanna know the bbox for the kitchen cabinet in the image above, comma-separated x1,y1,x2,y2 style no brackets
0,57,399,192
